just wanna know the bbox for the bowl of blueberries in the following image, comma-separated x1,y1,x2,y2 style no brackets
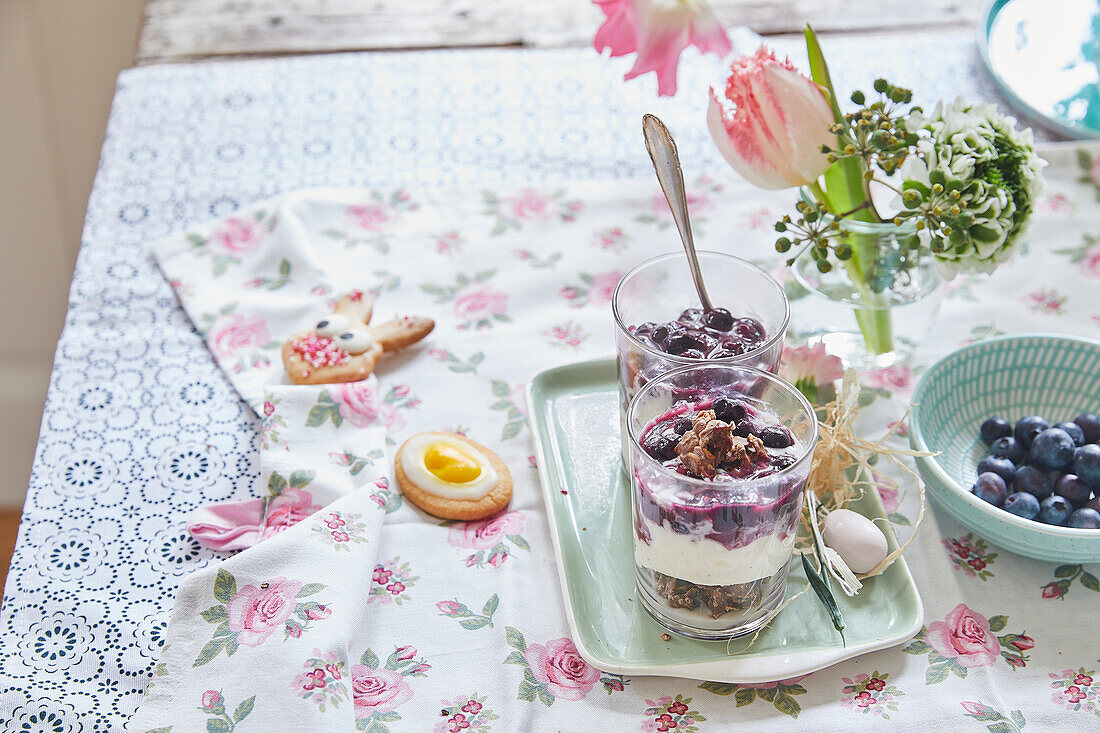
909,334,1100,563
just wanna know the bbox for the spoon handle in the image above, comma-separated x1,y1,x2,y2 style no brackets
642,114,714,312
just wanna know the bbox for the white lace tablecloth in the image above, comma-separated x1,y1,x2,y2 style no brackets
3,31,1099,732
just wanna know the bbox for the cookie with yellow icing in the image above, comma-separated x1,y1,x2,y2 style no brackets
395,432,512,520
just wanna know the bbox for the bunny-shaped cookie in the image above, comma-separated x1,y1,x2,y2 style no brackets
282,291,434,385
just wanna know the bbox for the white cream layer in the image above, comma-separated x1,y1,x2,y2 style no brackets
400,433,498,500
634,517,794,586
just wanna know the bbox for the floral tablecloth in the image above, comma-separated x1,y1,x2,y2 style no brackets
2,34,1099,733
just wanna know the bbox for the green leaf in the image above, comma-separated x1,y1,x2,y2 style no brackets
735,688,756,707
474,269,496,282
206,720,230,733
233,696,255,723
1080,571,1099,592
200,605,228,624
491,380,510,398
267,472,288,497
503,650,527,666
1011,709,1026,729
145,728,173,733
987,615,1008,633
187,233,206,246
460,617,490,630
361,649,380,669
502,420,525,441
278,258,291,276
213,569,236,604
925,663,949,685
224,637,239,657
903,639,931,655
289,469,315,488
536,686,554,707
988,722,1013,733
949,659,969,679
1055,564,1079,578
1077,149,1093,170
483,593,499,617
297,582,325,597
505,626,527,652
321,228,347,239
374,712,401,723
772,692,802,719
470,352,484,365
192,637,227,667
756,686,776,703
801,553,845,634
516,679,539,702
213,259,229,277
698,681,737,696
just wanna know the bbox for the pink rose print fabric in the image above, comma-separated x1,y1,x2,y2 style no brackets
925,603,999,668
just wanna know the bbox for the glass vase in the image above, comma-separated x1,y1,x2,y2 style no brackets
789,217,943,369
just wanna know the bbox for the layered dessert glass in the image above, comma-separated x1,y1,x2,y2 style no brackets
612,252,789,463
626,363,818,639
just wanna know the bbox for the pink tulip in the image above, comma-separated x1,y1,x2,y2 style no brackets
708,46,834,189
594,0,731,97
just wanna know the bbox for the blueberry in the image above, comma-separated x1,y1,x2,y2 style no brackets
977,456,1016,485
1073,412,1100,444
1054,474,1092,507
980,416,1012,446
702,308,734,332
1074,444,1100,486
673,416,693,435
666,331,705,355
760,425,793,449
651,324,671,344
1054,421,1087,447
733,318,766,342
643,431,680,462
1068,508,1100,529
634,322,656,336
678,308,704,326
1003,491,1041,520
772,454,796,470
712,397,746,424
1038,495,1073,525
990,436,1025,464
1031,428,1076,471
1012,465,1053,500
720,338,747,355
1014,415,1050,450
972,472,1008,507
1087,496,1100,513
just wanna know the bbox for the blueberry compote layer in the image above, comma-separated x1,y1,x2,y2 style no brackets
631,307,767,360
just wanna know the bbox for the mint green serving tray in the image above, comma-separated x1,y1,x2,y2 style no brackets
526,357,924,683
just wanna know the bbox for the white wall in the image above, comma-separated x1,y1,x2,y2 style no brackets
0,0,147,507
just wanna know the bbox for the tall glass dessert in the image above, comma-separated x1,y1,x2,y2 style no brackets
627,363,818,639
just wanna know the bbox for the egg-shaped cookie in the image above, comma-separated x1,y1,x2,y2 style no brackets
395,432,512,520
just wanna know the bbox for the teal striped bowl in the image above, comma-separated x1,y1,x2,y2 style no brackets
910,334,1100,563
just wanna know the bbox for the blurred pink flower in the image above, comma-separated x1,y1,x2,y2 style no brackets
594,0,731,97
860,365,914,394
708,46,834,189
780,343,843,389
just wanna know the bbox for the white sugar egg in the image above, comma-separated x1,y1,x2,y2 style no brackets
822,508,888,574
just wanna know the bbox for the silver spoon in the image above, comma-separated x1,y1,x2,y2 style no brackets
642,113,714,312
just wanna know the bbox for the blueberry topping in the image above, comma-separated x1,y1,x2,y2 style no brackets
702,308,734,332
980,416,1012,445
673,417,693,435
733,318,765,341
651,325,670,343
772,454,796,469
760,425,793,449
712,397,746,424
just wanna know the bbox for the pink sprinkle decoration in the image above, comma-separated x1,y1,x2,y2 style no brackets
292,333,349,369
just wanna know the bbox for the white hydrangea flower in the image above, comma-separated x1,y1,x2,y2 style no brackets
902,98,1046,278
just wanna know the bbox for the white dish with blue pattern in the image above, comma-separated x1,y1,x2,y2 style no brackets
909,334,1100,563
